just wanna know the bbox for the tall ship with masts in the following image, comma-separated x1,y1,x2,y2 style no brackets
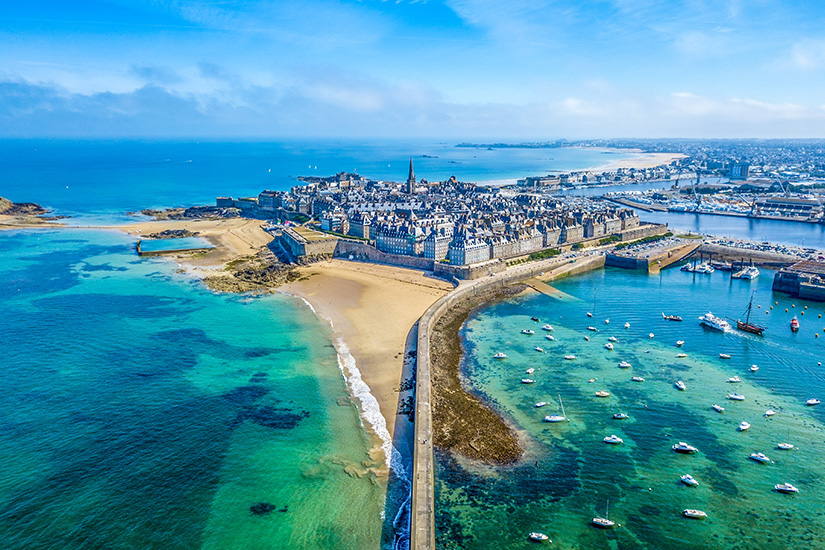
734,291,766,335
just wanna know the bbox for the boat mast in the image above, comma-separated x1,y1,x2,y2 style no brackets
606,499,610,520
558,394,567,420
745,291,754,325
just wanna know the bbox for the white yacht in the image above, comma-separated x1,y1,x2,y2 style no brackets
545,334,555,341
775,482,799,494
534,347,544,353
694,262,715,274
587,312,593,318
631,376,645,382
749,364,759,372
604,342,614,351
765,410,776,417
649,333,655,339
592,500,617,529
528,532,550,542
777,442,794,450
728,393,745,401
680,474,699,487
738,421,751,431
806,398,821,406
521,329,535,335
613,413,629,420
712,404,725,413
526,368,535,374
740,266,760,280
719,353,732,359
617,361,631,368
605,318,610,324
676,340,685,347
543,395,567,422
587,326,599,332
727,376,742,383
675,380,687,391
676,353,687,358
584,335,590,341
682,509,708,519
608,336,619,342
749,452,770,463
494,352,508,359
604,434,624,444
673,442,698,454
541,324,554,331
700,312,731,331
595,390,610,398
564,354,576,360
624,322,630,329
522,379,535,384
535,402,548,408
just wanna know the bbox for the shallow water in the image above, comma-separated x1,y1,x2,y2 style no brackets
436,266,825,550
0,229,384,549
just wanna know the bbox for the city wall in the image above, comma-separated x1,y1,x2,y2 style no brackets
332,239,436,270
411,254,606,550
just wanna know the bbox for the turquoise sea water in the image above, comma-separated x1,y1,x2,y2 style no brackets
0,229,384,549
436,266,825,550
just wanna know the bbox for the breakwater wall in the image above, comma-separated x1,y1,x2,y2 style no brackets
410,253,605,550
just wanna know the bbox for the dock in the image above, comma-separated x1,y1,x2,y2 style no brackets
605,239,700,273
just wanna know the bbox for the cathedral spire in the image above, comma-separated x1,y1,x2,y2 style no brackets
406,157,416,194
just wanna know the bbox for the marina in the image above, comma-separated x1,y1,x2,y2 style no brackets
435,264,825,549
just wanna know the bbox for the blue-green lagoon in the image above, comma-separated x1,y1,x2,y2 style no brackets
435,266,825,550
0,229,384,549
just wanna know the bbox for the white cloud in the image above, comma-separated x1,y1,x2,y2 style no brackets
789,40,825,70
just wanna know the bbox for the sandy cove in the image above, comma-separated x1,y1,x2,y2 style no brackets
281,260,453,440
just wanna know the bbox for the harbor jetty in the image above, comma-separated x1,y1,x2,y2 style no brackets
605,237,699,273
411,252,605,550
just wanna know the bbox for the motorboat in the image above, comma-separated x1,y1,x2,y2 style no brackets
806,398,820,406
604,434,623,444
649,333,655,339
587,312,593,318
749,364,759,372
534,347,544,353
727,376,742,383
522,379,535,384
613,413,629,420
584,336,590,341
719,353,731,359
765,410,776,417
608,336,619,342
676,340,685,347
738,421,751,431
624,322,630,329
740,266,760,280
699,312,731,331
595,390,610,398
682,509,708,519
543,394,567,422
535,402,548,408
529,532,550,542
712,404,725,413
564,355,576,360
494,352,508,359
694,262,715,274
605,318,610,325
749,452,770,463
587,326,599,332
775,483,799,494
675,380,687,391
604,343,614,351
672,442,698,454
777,442,794,450
522,329,535,335
791,316,800,332
617,361,631,368
545,335,555,341
727,393,745,401
526,368,535,374
680,474,699,487
531,316,540,322
542,324,554,331
662,313,683,322
680,263,695,272
676,353,687,358
631,376,645,382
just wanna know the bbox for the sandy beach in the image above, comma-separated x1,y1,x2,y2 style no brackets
281,260,452,441
591,150,686,172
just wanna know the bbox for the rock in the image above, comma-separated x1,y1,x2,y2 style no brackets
250,502,277,515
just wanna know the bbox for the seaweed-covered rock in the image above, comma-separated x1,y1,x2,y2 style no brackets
250,502,276,515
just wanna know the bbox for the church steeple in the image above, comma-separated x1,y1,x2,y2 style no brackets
406,157,416,194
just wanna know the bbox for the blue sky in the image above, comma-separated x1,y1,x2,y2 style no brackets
2,0,825,138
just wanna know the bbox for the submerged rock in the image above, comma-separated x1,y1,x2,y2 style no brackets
250,502,277,515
